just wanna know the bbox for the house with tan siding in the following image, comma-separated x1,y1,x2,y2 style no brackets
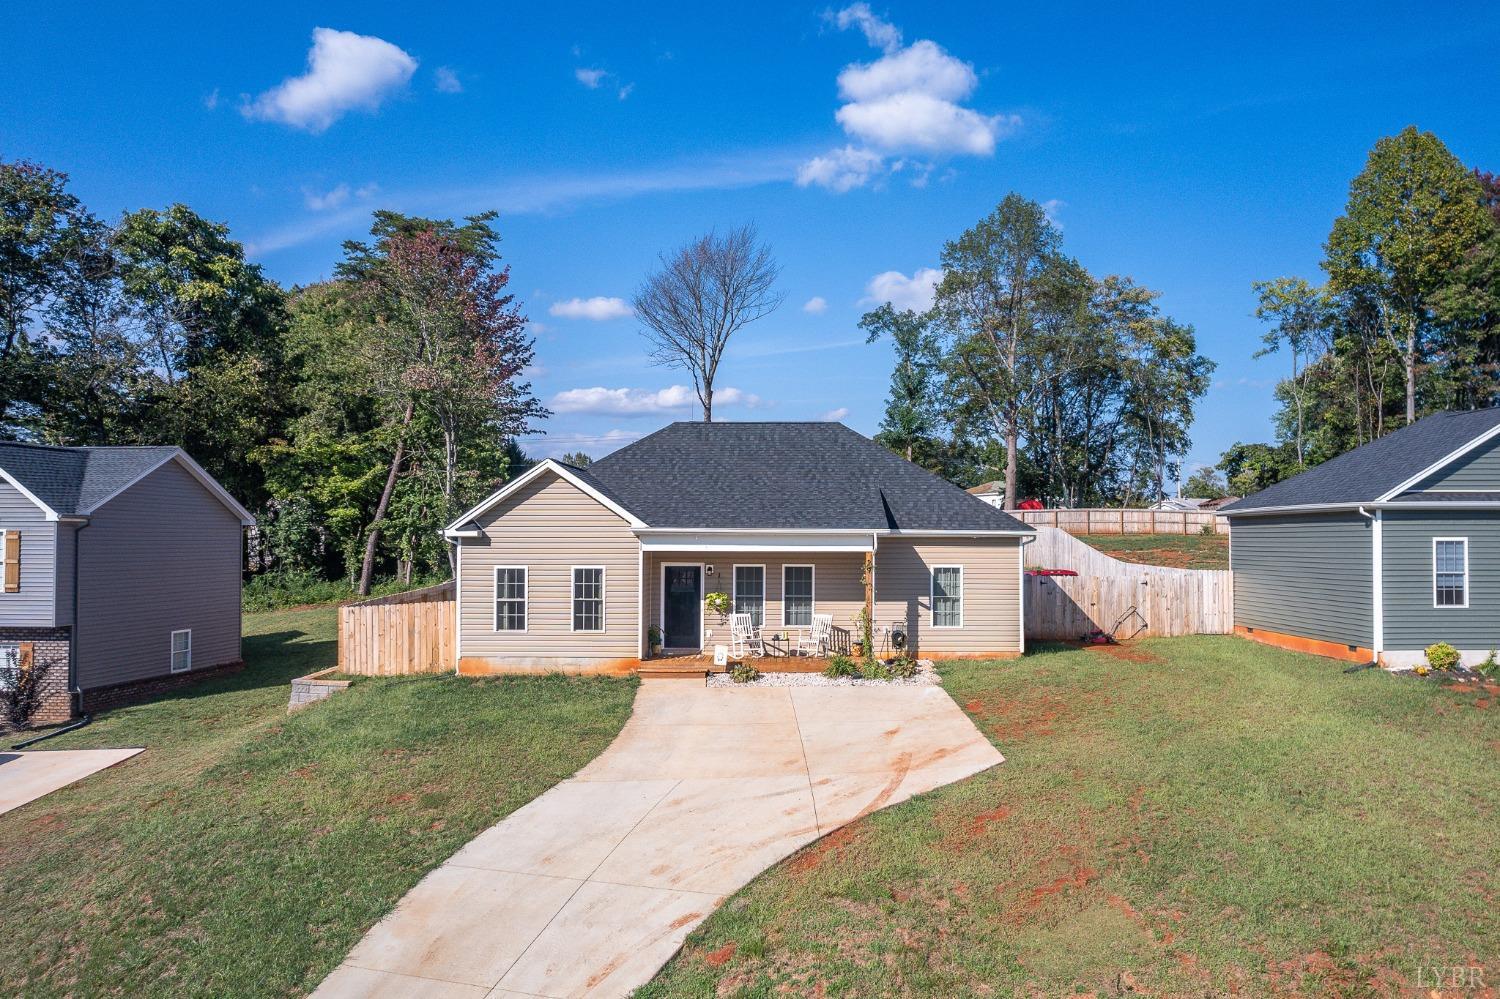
0,443,254,724
444,422,1032,673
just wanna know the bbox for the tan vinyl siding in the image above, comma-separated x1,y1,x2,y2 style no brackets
0,478,60,627
874,537,1022,655
643,552,867,651
458,470,640,666
75,459,244,689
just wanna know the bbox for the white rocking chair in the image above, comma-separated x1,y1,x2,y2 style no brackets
798,613,834,656
729,613,764,658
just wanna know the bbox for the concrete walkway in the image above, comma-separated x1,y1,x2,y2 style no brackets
315,681,1003,999
0,748,143,815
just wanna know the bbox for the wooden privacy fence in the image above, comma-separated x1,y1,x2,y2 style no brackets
338,580,456,675
1024,527,1232,640
1010,508,1229,535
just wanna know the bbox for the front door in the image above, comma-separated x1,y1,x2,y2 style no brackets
663,565,702,649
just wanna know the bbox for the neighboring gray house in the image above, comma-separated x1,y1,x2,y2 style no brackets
0,443,254,724
1220,409,1500,668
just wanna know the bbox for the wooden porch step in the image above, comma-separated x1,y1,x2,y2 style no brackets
637,667,708,682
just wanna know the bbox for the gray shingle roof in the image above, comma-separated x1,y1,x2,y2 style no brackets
0,442,181,515
1219,409,1500,514
583,422,1030,532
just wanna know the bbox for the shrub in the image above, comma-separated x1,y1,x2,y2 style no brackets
4,657,43,728
1425,642,1462,672
242,571,443,613
822,654,861,678
1476,650,1499,678
1199,523,1216,537
888,655,919,679
859,659,894,681
705,591,731,618
729,661,761,684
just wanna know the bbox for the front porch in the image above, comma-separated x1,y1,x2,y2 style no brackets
640,539,882,660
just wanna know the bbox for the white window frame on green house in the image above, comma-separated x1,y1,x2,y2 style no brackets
732,564,766,627
781,564,815,627
170,629,192,673
494,566,529,632
931,565,964,628
571,565,606,633
1432,537,1469,609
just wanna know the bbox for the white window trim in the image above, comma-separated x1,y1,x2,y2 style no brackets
931,565,965,628
0,642,19,690
732,564,766,626
570,565,607,633
0,529,10,597
1432,537,1469,609
170,629,192,674
494,565,529,633
781,563,816,628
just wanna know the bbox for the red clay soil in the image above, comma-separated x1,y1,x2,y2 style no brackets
1078,641,1164,664
701,943,736,968
787,824,861,875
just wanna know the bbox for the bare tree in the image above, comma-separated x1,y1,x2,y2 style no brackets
633,225,783,421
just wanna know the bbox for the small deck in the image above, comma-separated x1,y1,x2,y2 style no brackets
636,653,838,680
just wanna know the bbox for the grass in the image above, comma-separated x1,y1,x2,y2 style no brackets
640,636,1500,997
1079,532,1230,569
0,605,636,998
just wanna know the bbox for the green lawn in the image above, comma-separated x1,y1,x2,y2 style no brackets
0,606,636,998
1079,532,1230,569
641,637,1500,997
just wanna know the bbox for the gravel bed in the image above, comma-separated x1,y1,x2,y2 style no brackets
707,660,941,688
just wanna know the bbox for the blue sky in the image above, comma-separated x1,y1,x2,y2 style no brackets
6,2,1500,476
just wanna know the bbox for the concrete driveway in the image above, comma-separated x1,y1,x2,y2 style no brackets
0,748,143,815
315,681,1003,999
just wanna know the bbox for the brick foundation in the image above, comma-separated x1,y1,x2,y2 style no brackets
79,659,245,715
0,627,73,727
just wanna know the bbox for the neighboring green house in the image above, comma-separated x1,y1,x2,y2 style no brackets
1220,409,1500,669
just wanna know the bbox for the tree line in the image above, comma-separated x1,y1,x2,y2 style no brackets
1,160,543,592
862,193,1216,508
1217,127,1499,496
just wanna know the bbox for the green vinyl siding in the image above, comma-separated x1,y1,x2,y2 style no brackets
1381,510,1500,650
1410,434,1500,491
1230,512,1372,648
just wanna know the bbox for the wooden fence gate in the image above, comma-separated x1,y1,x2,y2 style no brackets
1023,527,1232,640
337,580,456,675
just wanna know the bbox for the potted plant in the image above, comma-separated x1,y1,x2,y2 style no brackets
705,590,730,623
647,625,662,658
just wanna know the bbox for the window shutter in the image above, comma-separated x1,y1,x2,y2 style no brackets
18,642,33,671
2,530,18,593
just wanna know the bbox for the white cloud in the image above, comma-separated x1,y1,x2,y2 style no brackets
800,10,1017,191
244,28,417,133
836,39,974,103
575,67,607,88
830,3,901,53
618,82,635,100
550,384,760,415
820,407,850,422
802,296,828,314
303,183,351,211
796,145,884,192
863,267,942,312
1041,198,1066,226
548,296,633,321
434,67,463,93
534,429,644,458
203,88,221,111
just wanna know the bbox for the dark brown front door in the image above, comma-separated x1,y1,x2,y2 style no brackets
663,566,702,649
